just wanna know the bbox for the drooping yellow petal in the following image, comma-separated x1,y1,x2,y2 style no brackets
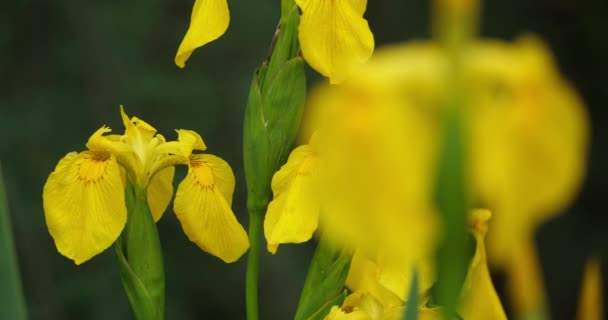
173,154,249,263
577,257,603,320
147,166,175,222
43,151,127,265
175,0,230,68
297,0,374,83
458,209,507,320
264,144,319,254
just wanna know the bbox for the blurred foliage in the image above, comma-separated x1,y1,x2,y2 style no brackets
0,0,607,319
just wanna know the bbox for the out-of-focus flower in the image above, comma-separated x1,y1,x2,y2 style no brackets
577,257,603,320
175,0,230,68
467,36,589,265
43,106,248,264
296,0,374,83
326,210,505,320
266,35,587,316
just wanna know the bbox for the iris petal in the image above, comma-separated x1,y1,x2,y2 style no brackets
175,0,230,68
173,154,249,263
43,151,126,265
264,145,319,254
296,0,374,83
147,166,175,222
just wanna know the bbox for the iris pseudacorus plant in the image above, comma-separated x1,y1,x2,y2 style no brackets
42,106,249,265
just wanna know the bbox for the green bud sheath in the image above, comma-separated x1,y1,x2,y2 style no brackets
115,179,165,320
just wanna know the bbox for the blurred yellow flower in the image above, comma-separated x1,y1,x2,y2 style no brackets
467,36,589,265
296,0,375,83
43,106,248,264
175,0,230,68
328,210,505,320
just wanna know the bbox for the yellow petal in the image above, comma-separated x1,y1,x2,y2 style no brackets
297,0,374,83
175,0,230,68
155,129,207,159
346,250,403,307
458,209,507,320
325,305,372,320
43,151,126,265
469,38,589,264
577,257,603,320
173,154,249,262
85,126,131,154
147,166,175,222
506,240,548,318
264,145,319,254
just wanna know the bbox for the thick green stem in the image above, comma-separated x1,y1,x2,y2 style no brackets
246,208,264,320
115,180,165,320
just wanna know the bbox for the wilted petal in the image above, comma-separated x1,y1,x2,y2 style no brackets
264,145,319,254
43,151,126,265
175,0,230,68
174,154,249,262
297,0,374,83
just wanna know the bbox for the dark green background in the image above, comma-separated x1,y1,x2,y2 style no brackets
1,0,607,319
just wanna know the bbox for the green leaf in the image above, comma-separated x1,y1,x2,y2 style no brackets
294,237,351,320
403,269,420,320
115,179,165,320
0,164,27,320
434,103,470,319
305,290,347,320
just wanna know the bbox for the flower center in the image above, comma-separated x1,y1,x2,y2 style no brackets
191,157,215,188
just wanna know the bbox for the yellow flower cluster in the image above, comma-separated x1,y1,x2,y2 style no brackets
263,36,588,317
43,106,249,264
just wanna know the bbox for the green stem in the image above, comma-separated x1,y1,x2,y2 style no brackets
246,208,264,320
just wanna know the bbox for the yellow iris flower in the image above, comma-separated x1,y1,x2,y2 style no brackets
327,210,506,320
43,106,249,265
175,0,374,83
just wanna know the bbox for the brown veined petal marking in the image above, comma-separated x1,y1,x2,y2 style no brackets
174,154,249,263
43,150,127,265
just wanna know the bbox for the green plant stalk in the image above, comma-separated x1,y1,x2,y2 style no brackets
0,165,27,320
243,0,305,319
246,208,263,320
115,179,165,320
